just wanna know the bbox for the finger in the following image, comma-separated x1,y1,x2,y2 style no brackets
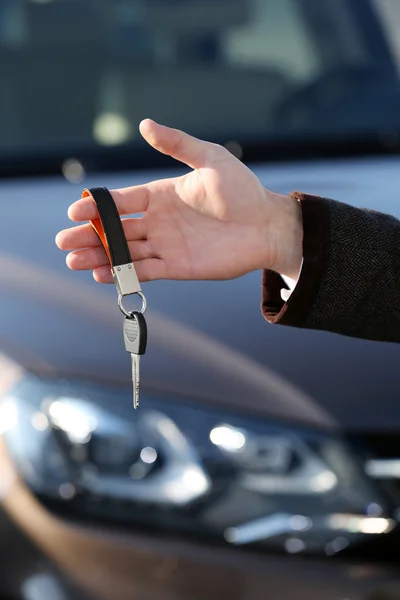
68,184,150,222
56,223,101,250
56,218,146,251
139,118,222,169
66,240,154,271
93,266,113,284
93,258,167,284
66,246,108,270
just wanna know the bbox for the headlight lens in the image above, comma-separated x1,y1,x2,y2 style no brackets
1,375,395,556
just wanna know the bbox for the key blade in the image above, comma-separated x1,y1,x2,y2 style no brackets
131,354,140,409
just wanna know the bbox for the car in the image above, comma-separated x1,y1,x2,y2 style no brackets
1,0,400,599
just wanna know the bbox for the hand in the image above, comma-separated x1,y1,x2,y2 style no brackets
56,120,303,283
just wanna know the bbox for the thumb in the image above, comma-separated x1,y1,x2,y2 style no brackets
139,119,220,169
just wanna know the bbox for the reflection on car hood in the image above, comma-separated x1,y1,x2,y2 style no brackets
1,155,400,431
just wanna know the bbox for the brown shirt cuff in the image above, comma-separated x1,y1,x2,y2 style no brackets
262,192,330,327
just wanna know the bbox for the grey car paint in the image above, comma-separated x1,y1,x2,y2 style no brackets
0,154,399,431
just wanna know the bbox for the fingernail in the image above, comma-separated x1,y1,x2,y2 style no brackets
66,252,79,269
67,198,89,218
67,201,79,219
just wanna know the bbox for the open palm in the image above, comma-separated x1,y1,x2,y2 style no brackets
56,120,302,283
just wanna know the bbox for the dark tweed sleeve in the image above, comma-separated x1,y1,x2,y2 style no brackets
262,192,400,343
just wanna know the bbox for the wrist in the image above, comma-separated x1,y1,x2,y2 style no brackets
261,190,303,279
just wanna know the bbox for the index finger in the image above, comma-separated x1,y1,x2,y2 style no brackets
68,184,150,222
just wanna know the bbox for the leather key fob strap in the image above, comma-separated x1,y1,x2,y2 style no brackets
82,187,141,295
83,187,131,267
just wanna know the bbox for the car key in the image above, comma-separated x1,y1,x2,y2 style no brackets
84,187,149,412
123,311,147,409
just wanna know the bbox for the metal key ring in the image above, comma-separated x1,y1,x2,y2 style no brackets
118,291,147,318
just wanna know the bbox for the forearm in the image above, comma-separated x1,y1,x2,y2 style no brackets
262,193,400,343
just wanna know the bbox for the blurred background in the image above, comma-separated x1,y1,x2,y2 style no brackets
2,0,400,167
2,1,400,600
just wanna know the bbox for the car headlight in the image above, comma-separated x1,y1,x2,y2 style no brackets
0,374,395,556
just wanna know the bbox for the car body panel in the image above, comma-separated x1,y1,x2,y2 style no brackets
0,437,398,600
0,155,399,432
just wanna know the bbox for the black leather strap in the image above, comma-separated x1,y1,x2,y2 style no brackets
84,187,132,268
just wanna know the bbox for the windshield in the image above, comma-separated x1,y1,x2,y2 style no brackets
2,0,400,168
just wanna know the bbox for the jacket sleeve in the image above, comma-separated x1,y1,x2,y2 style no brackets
262,192,400,343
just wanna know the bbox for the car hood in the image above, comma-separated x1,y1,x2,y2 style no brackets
1,155,399,432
